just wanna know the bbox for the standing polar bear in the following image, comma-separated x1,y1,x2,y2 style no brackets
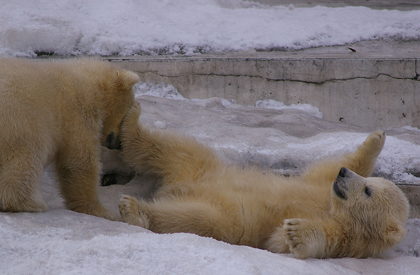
118,104,409,258
0,58,139,220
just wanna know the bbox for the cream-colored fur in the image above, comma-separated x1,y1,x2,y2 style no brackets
119,104,409,258
0,58,139,220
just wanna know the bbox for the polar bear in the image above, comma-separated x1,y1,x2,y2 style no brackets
0,58,139,220
118,104,409,258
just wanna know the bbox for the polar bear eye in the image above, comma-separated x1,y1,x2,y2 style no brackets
364,186,372,197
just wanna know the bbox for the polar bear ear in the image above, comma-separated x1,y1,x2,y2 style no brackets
117,70,140,90
385,221,406,245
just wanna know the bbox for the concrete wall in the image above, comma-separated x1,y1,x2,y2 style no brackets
250,0,420,10
107,52,419,130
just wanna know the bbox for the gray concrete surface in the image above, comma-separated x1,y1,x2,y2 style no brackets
106,40,420,130
251,0,420,10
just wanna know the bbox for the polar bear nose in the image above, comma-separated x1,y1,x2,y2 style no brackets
339,167,347,177
105,132,122,150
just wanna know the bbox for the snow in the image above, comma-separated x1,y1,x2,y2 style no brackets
1,1,420,273
255,99,323,118
1,0,420,57
2,211,420,275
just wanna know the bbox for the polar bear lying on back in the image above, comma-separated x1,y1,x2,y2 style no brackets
118,104,409,258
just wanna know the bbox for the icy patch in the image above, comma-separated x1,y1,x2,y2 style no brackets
134,82,185,100
376,136,420,184
255,99,323,118
135,82,323,118
154,121,167,129
401,126,420,133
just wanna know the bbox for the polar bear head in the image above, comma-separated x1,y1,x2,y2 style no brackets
331,167,409,257
101,69,140,150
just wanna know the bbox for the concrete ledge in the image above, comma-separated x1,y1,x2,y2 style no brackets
107,40,420,130
255,0,420,10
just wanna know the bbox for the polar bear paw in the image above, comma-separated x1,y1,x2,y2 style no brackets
363,130,386,156
283,219,326,259
119,195,150,229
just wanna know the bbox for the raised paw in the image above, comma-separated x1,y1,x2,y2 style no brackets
283,219,326,259
363,130,386,156
119,195,150,228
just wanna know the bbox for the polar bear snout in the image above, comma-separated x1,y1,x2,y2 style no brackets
333,167,351,200
333,181,347,200
334,168,372,201
338,167,347,178
105,131,122,150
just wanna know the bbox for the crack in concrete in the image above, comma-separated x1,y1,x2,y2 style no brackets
149,71,420,85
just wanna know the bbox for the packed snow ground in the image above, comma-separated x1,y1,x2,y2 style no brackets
1,0,420,57
2,84,420,275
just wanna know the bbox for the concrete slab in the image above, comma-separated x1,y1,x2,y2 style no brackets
251,0,420,10
106,40,420,130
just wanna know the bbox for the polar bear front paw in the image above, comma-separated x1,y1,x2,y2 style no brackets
363,130,386,156
283,219,326,259
119,195,150,229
